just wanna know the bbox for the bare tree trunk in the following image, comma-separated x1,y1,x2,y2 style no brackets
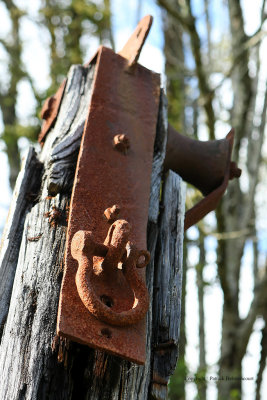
217,1,266,397
157,1,267,399
256,315,267,400
162,6,188,399
0,1,23,189
0,62,185,399
196,232,207,400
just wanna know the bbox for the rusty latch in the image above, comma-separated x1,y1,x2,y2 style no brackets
57,16,160,364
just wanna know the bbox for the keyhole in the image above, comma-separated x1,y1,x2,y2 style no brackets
100,295,114,308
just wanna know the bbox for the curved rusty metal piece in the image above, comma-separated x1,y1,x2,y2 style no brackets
71,220,150,327
184,129,241,230
164,125,241,230
165,124,235,195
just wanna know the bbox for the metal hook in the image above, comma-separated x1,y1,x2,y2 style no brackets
71,220,150,327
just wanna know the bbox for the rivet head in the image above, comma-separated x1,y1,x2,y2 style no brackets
104,204,121,223
113,134,130,154
229,161,242,180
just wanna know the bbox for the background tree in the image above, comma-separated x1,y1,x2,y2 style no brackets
0,0,33,189
158,0,267,399
0,0,113,189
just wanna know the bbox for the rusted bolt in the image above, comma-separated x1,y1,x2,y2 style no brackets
113,134,130,154
45,206,61,227
136,250,150,268
104,204,120,222
229,161,242,180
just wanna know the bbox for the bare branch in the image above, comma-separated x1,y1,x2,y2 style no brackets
256,316,267,400
103,0,115,50
196,231,207,397
204,0,212,67
243,81,267,229
157,0,192,26
237,272,267,362
0,38,8,52
157,0,216,139
213,30,267,92
261,0,267,23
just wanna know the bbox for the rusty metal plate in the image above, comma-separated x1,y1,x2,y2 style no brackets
57,46,160,364
38,79,66,145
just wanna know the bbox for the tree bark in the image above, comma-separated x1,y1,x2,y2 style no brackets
196,232,207,400
0,148,42,338
0,62,185,399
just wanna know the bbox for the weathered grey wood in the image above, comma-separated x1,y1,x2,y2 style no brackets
149,90,168,224
0,147,42,337
150,171,185,400
0,63,185,400
41,63,95,196
0,63,96,400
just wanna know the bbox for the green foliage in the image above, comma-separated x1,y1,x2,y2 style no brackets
2,124,39,146
229,389,241,400
0,0,113,188
163,3,185,134
167,74,185,133
168,357,187,400
40,0,113,94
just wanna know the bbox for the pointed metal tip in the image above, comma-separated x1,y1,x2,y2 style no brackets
118,15,154,66
226,127,235,141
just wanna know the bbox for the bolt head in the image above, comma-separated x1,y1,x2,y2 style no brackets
104,204,121,223
113,134,130,154
229,161,242,180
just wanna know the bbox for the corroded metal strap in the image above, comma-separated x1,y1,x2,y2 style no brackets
57,18,160,365
71,221,150,327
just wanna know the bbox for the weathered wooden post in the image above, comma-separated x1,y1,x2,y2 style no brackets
0,16,240,400
0,17,185,400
